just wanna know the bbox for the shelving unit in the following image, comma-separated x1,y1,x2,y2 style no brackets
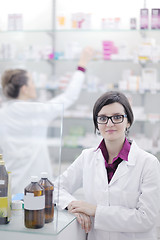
53,27,160,161
0,0,160,239
0,0,56,101
0,0,160,160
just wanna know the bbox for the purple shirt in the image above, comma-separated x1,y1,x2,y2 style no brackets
98,138,131,183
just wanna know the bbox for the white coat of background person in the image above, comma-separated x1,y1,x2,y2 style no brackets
55,91,160,240
0,47,94,194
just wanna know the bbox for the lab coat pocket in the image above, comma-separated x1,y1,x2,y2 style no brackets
120,191,140,209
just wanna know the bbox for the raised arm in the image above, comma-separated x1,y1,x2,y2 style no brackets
49,47,94,114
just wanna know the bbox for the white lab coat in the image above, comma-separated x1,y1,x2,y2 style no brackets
0,70,85,194
55,140,160,240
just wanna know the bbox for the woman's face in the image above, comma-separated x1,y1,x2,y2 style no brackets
97,102,130,143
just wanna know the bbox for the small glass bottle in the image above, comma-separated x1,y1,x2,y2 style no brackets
39,172,54,223
0,154,9,224
24,176,45,229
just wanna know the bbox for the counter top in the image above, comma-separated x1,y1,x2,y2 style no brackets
0,208,76,236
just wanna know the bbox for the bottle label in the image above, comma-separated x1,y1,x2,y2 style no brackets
24,194,45,210
0,180,5,185
0,197,8,217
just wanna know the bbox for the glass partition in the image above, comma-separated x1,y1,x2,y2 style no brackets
0,100,76,235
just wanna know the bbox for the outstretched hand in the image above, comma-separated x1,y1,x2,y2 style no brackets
78,47,95,68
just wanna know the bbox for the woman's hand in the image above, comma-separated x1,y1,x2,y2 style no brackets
68,200,97,217
68,201,93,233
78,47,95,68
74,212,92,233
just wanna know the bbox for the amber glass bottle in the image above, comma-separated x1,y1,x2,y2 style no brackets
24,176,45,229
39,172,54,223
0,154,9,224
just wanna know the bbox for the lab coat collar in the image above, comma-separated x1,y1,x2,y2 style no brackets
94,140,140,186
110,140,140,186
94,139,139,166
126,140,139,166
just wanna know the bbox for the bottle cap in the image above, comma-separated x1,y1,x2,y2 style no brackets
41,172,48,179
31,176,38,182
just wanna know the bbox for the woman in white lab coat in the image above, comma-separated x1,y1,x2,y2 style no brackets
55,91,160,240
0,47,94,194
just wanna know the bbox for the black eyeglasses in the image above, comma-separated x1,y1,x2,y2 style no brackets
97,114,127,124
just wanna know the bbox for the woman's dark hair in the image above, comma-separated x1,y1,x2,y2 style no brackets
1,69,28,99
93,91,134,133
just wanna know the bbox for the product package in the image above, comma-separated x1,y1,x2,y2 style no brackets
0,155,11,224
140,9,149,29
130,18,137,29
102,41,118,60
141,68,157,90
151,9,160,29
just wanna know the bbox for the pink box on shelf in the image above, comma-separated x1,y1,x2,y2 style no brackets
103,53,111,60
103,41,113,59
102,41,117,60
102,41,114,47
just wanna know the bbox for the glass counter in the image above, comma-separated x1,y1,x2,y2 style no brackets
0,101,67,235
0,208,76,236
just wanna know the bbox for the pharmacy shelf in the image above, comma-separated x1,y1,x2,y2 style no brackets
55,29,160,32
0,30,54,33
0,59,160,65
0,29,160,33
54,58,160,62
54,58,134,62
61,134,160,155
0,59,54,62
63,112,160,123
63,116,160,124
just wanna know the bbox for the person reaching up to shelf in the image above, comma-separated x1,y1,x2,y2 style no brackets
0,46,94,194
54,90,160,240
1,46,94,103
